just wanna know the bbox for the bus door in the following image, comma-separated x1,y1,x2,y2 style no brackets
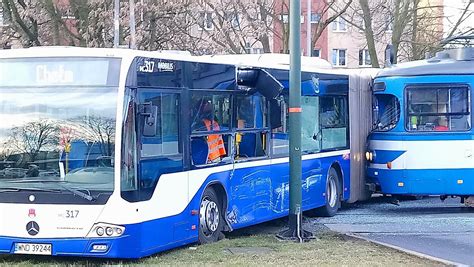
136,89,186,239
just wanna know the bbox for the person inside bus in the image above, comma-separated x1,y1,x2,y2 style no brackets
26,164,39,177
193,99,226,163
434,116,449,131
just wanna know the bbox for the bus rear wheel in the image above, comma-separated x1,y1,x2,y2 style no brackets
198,187,223,244
313,168,341,217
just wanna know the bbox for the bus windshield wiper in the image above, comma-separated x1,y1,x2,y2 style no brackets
0,187,61,193
3,179,96,201
55,183,96,202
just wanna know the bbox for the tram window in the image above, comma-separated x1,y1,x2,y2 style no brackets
320,96,348,150
191,94,231,132
406,86,470,132
373,94,400,131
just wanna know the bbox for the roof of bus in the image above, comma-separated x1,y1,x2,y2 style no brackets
0,46,217,64
376,47,474,78
201,53,340,74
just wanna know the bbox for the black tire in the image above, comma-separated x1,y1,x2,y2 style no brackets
198,187,224,244
311,168,341,217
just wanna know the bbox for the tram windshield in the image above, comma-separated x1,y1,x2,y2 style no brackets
373,94,400,131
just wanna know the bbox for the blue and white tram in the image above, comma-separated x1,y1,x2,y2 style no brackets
0,48,362,258
366,47,474,203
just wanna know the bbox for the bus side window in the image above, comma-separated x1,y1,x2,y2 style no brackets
235,94,269,160
301,96,320,154
272,95,289,157
121,96,139,200
320,96,348,150
190,93,232,166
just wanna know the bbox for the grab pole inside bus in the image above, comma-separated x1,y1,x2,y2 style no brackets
277,0,313,242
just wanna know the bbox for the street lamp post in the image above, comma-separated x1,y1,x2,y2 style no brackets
277,0,313,243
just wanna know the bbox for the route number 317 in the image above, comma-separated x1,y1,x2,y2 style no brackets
65,210,79,218
139,60,155,73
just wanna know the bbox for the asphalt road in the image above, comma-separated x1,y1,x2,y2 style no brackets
316,196,474,266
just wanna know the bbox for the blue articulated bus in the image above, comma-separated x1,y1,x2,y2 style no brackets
366,46,474,205
0,48,366,258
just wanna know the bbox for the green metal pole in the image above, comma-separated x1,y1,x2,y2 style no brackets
288,0,303,240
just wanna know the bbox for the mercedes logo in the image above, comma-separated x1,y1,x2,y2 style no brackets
26,221,40,236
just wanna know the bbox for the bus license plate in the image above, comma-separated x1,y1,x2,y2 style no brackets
14,243,52,255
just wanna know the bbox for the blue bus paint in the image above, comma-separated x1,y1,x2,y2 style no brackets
367,47,474,198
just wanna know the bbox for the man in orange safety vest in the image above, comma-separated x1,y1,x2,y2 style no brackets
201,101,226,163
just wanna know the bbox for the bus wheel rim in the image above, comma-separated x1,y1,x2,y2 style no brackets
328,176,338,208
200,198,219,236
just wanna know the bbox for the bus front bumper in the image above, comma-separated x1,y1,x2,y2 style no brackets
0,235,139,258
367,167,474,196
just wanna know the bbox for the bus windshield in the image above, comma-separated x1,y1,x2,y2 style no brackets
0,58,120,195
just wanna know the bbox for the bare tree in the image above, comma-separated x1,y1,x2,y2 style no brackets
311,0,353,51
71,115,116,157
358,0,380,67
179,0,276,54
8,120,59,163
346,0,446,66
1,0,44,47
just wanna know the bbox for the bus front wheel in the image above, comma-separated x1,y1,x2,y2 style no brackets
313,168,341,217
198,187,223,244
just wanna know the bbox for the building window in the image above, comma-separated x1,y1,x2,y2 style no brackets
359,49,371,66
281,14,305,24
61,8,76,19
311,13,321,23
332,49,346,66
245,42,251,54
312,49,320,57
332,16,347,32
225,12,240,28
199,11,213,30
252,47,264,54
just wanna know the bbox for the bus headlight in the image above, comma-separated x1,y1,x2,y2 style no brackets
106,227,113,236
96,227,104,236
88,223,125,238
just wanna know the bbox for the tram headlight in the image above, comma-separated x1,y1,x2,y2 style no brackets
88,223,125,238
365,151,376,162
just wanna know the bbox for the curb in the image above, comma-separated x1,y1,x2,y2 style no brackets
345,233,469,267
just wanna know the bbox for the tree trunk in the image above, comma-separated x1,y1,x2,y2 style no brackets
359,0,380,68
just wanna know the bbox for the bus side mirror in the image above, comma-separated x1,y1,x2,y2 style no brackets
139,102,158,137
